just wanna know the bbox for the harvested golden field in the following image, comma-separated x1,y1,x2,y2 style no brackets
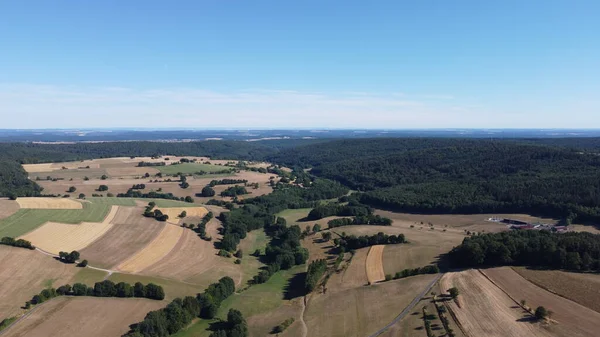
0,199,20,220
141,229,243,287
19,206,119,255
2,296,164,337
79,206,165,268
0,246,77,319
16,197,83,209
513,267,600,313
366,245,385,284
305,274,437,337
157,206,208,224
117,224,184,273
485,267,600,337
440,269,553,337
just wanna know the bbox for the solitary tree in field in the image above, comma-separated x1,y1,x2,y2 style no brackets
520,299,527,307
312,224,321,233
78,193,86,199
98,185,108,191
68,186,76,193
449,287,459,299
179,210,187,218
535,306,548,320
321,232,332,242
101,174,108,180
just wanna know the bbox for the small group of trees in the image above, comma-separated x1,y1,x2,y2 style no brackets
220,185,248,197
58,250,80,263
0,236,34,250
334,232,406,251
195,212,214,240
145,209,169,222
118,189,194,203
27,281,164,308
179,175,189,189
123,277,235,337
327,214,392,229
197,186,216,197
131,184,146,190
305,259,328,292
209,309,248,337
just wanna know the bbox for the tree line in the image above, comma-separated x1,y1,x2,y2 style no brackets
209,179,248,187
305,259,327,292
123,276,235,337
119,189,194,203
0,237,35,250
334,232,406,251
306,201,372,220
27,280,164,308
448,230,600,271
220,186,248,197
327,214,392,229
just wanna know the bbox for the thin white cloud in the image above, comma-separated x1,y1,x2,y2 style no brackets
0,83,596,129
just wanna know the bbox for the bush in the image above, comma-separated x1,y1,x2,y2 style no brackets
235,259,241,264
77,259,88,267
535,306,548,320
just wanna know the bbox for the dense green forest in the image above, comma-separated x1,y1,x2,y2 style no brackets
269,138,600,223
448,230,600,271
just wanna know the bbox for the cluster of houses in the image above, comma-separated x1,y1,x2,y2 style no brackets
487,217,569,233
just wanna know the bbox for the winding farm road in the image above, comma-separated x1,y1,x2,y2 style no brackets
368,273,444,337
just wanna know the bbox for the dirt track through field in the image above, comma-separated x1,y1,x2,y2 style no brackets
366,245,386,284
19,206,119,255
116,224,184,273
439,270,552,337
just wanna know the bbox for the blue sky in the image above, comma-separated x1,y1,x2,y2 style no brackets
1,1,598,128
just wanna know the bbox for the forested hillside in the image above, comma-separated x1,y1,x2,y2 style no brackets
269,138,600,223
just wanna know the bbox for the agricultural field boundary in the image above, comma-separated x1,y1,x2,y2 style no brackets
368,273,443,337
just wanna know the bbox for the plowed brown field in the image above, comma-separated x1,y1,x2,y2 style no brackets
79,206,165,268
439,269,553,337
485,267,600,337
116,224,184,273
0,246,77,318
0,199,20,220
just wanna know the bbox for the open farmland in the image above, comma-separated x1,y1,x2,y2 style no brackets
19,205,119,255
2,297,164,337
0,199,19,220
439,269,553,337
375,210,556,234
141,228,242,287
116,224,184,273
79,206,165,268
513,267,600,313
366,245,385,284
0,201,113,238
0,246,77,319
305,274,438,337
157,162,234,175
16,197,82,209
485,267,600,337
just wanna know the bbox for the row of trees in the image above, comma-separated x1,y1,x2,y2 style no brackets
448,230,600,271
209,179,248,187
118,189,194,203
0,236,34,250
137,161,166,167
123,277,235,337
334,232,406,251
28,281,164,308
384,265,440,282
327,214,392,229
305,259,327,292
